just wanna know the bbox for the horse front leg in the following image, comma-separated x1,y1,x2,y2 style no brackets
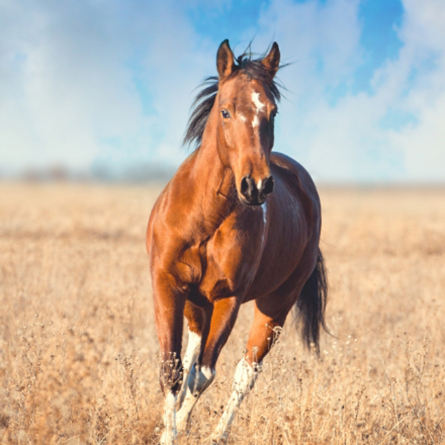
176,329,201,410
176,300,212,417
152,274,186,445
176,296,240,434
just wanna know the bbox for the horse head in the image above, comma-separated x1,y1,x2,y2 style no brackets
215,40,280,206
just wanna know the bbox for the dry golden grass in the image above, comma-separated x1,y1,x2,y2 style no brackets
0,182,444,445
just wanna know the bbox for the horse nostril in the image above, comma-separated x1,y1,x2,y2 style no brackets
262,176,274,196
240,176,253,198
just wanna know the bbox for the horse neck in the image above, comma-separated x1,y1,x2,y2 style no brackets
189,107,236,231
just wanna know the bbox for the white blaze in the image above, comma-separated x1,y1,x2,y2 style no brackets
251,92,264,129
251,92,265,113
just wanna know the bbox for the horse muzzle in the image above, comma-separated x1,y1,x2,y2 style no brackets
239,175,274,206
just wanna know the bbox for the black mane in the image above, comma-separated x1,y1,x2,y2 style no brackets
183,53,282,148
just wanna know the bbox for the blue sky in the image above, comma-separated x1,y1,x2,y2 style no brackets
1,0,444,182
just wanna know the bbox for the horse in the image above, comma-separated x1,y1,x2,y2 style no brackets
146,39,328,444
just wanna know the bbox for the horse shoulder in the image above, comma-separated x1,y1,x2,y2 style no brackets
147,157,203,285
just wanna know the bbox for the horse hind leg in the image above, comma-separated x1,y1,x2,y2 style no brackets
211,302,288,444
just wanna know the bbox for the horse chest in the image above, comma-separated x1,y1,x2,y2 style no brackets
207,228,266,302
176,218,263,302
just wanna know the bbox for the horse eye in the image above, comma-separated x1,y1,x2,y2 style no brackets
271,109,278,119
221,110,231,119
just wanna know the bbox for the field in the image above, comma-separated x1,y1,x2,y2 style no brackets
0,183,444,445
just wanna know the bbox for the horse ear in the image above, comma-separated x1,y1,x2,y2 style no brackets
217,39,235,80
262,42,280,78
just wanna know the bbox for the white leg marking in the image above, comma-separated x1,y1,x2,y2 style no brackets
177,329,201,408
201,366,216,382
176,365,216,433
251,91,265,113
160,392,177,445
211,358,261,444
184,330,201,371
176,391,197,433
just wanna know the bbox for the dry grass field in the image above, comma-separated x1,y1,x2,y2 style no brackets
0,182,444,445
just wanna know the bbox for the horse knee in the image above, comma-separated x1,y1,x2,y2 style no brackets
160,356,184,395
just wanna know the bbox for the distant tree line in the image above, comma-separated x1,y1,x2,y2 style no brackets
0,163,175,184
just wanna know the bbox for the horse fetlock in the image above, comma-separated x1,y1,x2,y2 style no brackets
188,364,216,396
210,428,229,445
159,430,176,445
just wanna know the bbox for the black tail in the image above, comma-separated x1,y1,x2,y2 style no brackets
295,250,329,352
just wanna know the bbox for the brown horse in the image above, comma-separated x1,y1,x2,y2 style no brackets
146,40,328,444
